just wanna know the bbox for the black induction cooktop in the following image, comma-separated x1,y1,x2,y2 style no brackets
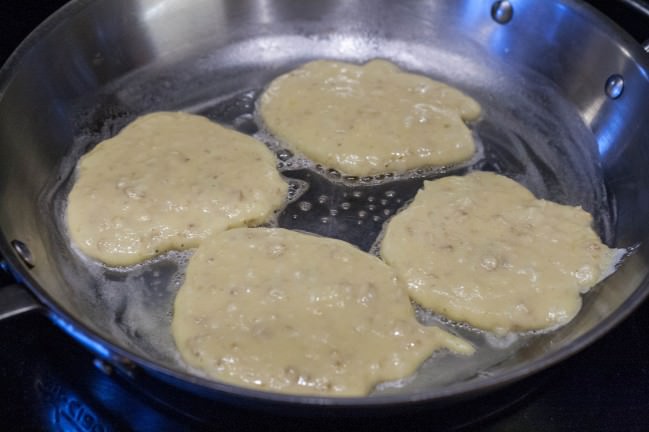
1,1,648,431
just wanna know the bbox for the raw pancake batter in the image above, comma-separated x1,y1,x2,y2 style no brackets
66,112,288,266
172,228,473,396
259,59,481,176
380,172,618,334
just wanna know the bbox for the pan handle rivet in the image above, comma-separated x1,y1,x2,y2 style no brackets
11,240,34,268
605,74,624,99
491,0,513,24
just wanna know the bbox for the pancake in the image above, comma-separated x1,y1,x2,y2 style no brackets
66,112,288,266
259,59,481,176
380,172,619,334
172,227,473,396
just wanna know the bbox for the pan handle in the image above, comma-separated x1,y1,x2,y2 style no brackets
0,259,43,321
0,257,135,375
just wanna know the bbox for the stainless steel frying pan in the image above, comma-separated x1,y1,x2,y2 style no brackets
1,0,649,412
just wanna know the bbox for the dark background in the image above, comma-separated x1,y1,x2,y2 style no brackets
1,1,648,431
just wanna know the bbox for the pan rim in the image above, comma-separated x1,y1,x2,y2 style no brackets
6,243,649,407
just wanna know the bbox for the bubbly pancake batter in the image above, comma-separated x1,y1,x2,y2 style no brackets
259,59,481,176
66,112,288,266
172,228,473,396
380,172,618,334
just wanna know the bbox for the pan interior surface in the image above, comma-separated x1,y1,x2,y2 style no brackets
1,0,649,405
